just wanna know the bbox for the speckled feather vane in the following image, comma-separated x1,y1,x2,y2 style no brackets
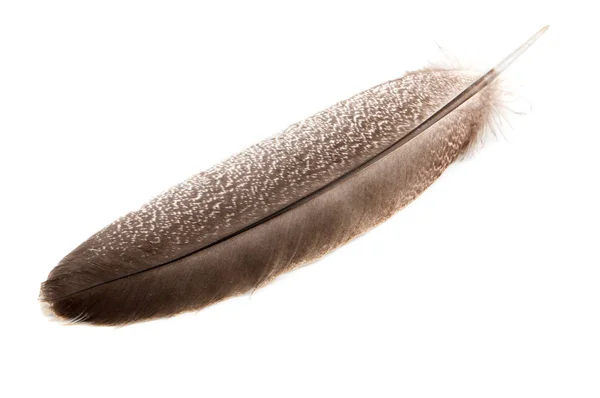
40,28,547,325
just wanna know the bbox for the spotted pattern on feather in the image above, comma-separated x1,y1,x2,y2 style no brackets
48,69,486,299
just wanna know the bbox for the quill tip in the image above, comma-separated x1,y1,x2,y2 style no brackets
493,25,549,75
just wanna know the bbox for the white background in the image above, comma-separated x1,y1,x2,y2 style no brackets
1,1,598,397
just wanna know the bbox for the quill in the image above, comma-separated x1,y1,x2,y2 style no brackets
41,27,547,325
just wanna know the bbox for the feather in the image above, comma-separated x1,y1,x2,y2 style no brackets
40,27,547,325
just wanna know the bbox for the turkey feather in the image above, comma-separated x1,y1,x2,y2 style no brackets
40,27,547,325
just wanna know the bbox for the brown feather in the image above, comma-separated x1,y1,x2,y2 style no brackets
40,28,546,325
